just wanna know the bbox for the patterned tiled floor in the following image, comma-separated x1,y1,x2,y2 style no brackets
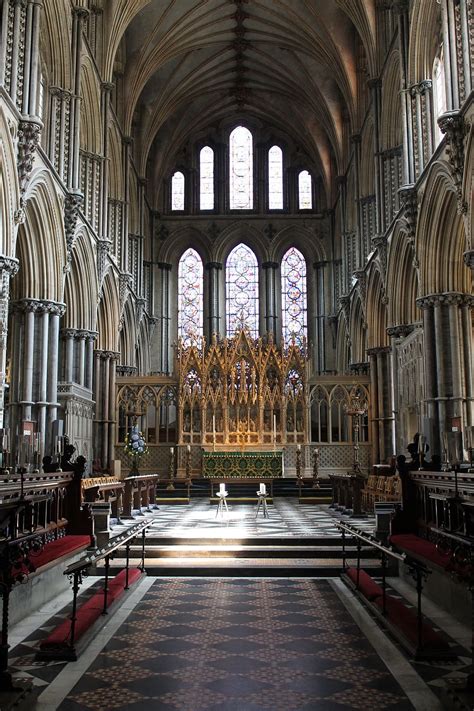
56,579,415,711
142,500,377,540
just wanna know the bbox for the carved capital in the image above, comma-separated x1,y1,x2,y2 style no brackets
463,250,474,271
17,120,42,199
417,292,474,309
386,324,414,339
398,184,418,244
64,192,84,264
0,256,19,277
12,298,66,316
205,262,223,271
367,346,391,357
437,111,469,213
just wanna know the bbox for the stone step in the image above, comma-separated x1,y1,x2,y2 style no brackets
123,544,378,559
141,535,356,546
98,557,382,578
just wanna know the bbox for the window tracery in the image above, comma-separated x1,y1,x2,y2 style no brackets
281,247,307,346
200,146,214,210
178,248,203,345
171,171,185,211
268,145,283,209
298,170,312,209
226,243,259,338
229,126,253,210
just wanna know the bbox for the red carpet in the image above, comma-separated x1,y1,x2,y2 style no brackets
346,567,383,600
40,568,143,649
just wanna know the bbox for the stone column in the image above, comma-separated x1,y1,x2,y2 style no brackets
0,256,19,429
99,82,114,241
417,292,474,453
368,78,385,235
9,299,65,453
312,261,327,374
157,262,172,373
61,328,76,382
68,5,88,191
85,332,97,390
368,349,379,464
205,262,222,340
107,351,118,471
21,0,43,118
367,346,393,462
393,0,415,185
351,134,362,268
386,325,413,455
440,0,459,111
76,330,88,387
262,261,278,338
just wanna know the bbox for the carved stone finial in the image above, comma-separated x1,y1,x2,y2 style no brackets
17,120,42,201
438,111,469,214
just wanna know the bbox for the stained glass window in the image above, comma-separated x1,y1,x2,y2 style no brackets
200,146,214,210
229,126,253,210
268,145,283,209
226,243,258,337
171,171,185,211
282,247,307,346
433,48,447,145
178,248,203,345
298,170,312,210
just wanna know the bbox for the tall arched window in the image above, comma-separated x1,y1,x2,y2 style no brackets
171,171,185,211
298,170,312,210
229,126,253,209
433,47,447,145
226,243,258,337
200,146,214,210
178,248,203,344
268,145,283,209
281,247,307,346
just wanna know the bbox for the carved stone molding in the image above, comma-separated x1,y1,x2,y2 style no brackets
367,346,391,357
372,234,388,295
136,297,146,324
97,238,112,297
398,184,418,244
463,250,474,271
438,111,469,214
12,298,66,316
17,120,42,200
349,361,370,375
116,365,138,377
386,324,414,339
64,191,84,267
416,292,474,309
0,256,19,277
353,270,367,320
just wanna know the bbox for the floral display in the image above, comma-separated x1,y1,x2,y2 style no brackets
124,423,148,459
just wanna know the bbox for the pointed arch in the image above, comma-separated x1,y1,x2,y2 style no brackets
14,171,66,301
0,106,20,257
63,226,98,330
96,271,120,351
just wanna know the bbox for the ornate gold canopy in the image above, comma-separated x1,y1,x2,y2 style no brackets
176,330,308,449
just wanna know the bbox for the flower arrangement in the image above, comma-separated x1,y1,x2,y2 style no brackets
124,423,148,474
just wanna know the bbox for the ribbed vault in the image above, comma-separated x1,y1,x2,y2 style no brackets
103,0,375,197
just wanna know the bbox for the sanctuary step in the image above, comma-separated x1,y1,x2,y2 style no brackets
99,534,381,578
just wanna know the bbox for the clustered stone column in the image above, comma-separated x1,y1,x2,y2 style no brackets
93,349,119,472
416,292,474,453
9,298,65,455
262,261,278,338
205,261,222,340
367,346,393,464
0,257,19,428
60,329,97,388
386,324,414,454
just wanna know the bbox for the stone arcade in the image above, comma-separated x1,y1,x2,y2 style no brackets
0,1,473,710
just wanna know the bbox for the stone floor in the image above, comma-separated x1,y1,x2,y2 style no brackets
138,499,377,540
6,502,471,710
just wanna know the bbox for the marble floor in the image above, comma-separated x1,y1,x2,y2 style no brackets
139,499,377,540
6,502,471,710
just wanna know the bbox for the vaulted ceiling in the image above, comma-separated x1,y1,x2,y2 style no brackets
105,0,377,199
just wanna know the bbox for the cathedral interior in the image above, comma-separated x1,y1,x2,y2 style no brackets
0,0,473,709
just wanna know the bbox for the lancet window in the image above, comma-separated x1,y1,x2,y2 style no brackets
229,126,253,210
200,146,214,210
298,170,312,209
226,243,259,338
171,171,185,211
268,145,283,209
281,247,307,346
178,248,203,345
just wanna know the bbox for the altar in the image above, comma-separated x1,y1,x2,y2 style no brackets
202,451,283,479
